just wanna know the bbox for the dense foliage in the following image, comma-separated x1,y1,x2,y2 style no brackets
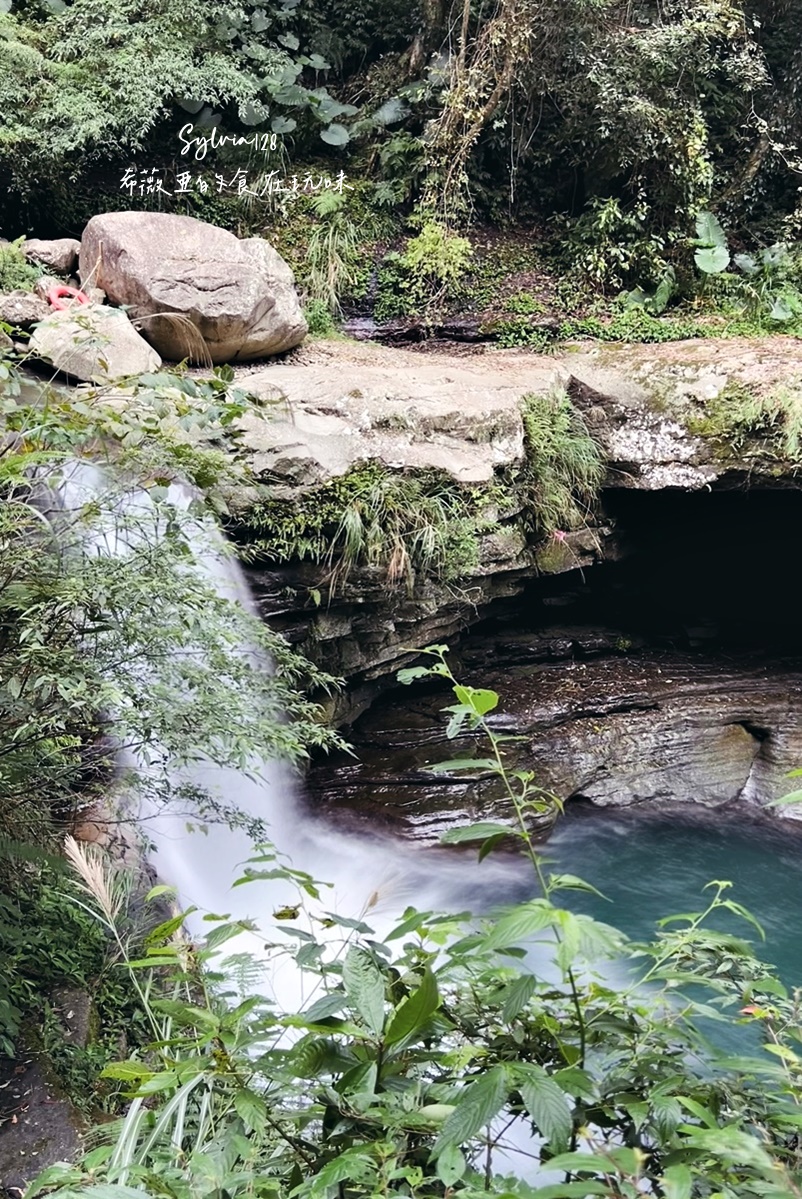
0,356,341,1065
22,650,802,1199
4,0,802,274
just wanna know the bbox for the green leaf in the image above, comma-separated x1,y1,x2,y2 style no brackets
432,1064,508,1156
453,684,499,715
397,665,434,684
769,296,794,322
545,1152,620,1174
145,883,176,902
271,116,297,134
278,31,300,49
733,252,757,275
343,946,385,1036
240,101,269,126
548,873,607,899
516,1064,572,1151
695,210,727,248
428,758,499,775
766,788,802,808
301,993,346,1022
384,967,440,1046
501,974,537,1021
99,1061,153,1082
695,245,730,274
482,900,555,950
436,1144,466,1186
234,1087,267,1132
320,123,350,146
441,821,516,843
661,1164,692,1199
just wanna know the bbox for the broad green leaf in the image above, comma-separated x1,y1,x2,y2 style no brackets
397,665,434,684
99,1061,154,1082
271,116,297,134
517,1064,572,1151
733,252,757,275
454,684,499,715
384,967,440,1046
695,245,730,274
695,210,727,248
432,1065,509,1156
524,1186,610,1199
76,1188,152,1199
661,1164,692,1199
483,900,555,950
234,1087,267,1132
651,1093,683,1139
320,123,350,146
545,1151,620,1174
343,946,385,1037
301,993,346,1022
428,758,499,775
436,1144,466,1186
769,296,794,322
312,1149,375,1189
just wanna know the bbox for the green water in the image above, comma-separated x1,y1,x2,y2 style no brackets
542,806,802,1035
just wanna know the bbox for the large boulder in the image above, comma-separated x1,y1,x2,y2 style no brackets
30,302,161,383
79,213,307,364
23,237,81,275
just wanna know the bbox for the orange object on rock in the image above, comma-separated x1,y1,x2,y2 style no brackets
46,284,90,310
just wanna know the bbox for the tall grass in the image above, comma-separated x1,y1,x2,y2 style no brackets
519,387,606,536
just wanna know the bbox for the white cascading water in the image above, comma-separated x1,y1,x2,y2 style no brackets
51,461,533,1012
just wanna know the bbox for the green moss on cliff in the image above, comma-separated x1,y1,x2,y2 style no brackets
687,380,802,463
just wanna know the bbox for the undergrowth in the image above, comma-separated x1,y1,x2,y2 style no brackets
0,236,43,292
26,649,802,1199
518,388,606,536
687,380,802,461
242,463,495,593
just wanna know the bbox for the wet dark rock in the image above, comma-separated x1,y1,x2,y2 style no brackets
0,1055,84,1191
307,644,802,840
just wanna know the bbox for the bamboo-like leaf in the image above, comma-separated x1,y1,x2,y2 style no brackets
441,821,517,842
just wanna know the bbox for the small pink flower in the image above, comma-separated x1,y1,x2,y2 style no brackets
553,530,567,542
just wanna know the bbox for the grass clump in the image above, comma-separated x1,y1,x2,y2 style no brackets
688,380,802,460
518,387,606,536
243,463,493,593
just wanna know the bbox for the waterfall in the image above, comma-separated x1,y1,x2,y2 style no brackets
50,460,532,1009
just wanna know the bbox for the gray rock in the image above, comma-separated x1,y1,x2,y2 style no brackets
29,302,161,383
0,328,13,353
23,237,81,275
79,212,307,364
0,290,50,330
33,275,62,303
